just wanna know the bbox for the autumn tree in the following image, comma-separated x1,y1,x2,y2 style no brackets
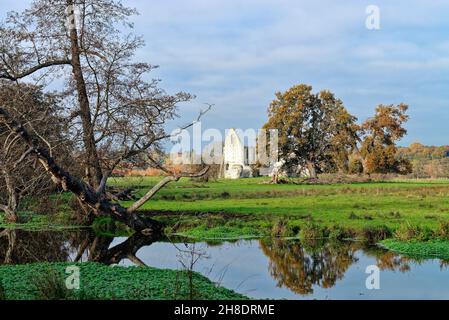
263,84,359,179
360,104,411,174
0,0,207,232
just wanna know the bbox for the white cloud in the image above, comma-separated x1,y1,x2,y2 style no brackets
3,0,449,145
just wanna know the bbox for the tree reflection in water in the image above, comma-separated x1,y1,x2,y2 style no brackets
0,229,161,266
79,232,160,265
259,238,434,295
260,239,359,295
0,229,81,264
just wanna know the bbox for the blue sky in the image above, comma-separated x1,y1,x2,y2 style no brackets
2,0,449,146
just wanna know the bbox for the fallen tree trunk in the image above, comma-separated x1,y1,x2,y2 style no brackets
89,232,160,265
0,107,207,233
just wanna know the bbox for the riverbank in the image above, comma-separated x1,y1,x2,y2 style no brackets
3,177,449,259
0,262,247,300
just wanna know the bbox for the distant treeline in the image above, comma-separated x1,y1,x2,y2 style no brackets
398,143,449,160
398,143,449,178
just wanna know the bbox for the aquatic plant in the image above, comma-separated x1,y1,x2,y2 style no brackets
381,239,449,260
0,262,247,300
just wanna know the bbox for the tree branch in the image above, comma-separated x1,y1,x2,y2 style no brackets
13,147,34,168
127,166,209,213
0,60,71,81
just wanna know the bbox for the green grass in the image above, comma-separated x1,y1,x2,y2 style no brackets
0,212,84,231
5,176,449,240
380,239,449,260
110,176,449,201
0,192,82,231
108,177,449,239
0,262,247,300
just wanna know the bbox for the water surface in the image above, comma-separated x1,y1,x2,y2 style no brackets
1,229,448,299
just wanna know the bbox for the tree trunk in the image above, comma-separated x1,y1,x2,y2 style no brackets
5,229,16,263
66,0,103,188
306,160,318,179
0,229,16,264
271,172,279,184
1,166,19,223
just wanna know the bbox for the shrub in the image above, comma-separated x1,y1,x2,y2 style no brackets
436,221,449,240
220,192,231,199
271,218,295,238
360,225,391,242
298,222,325,240
328,226,354,240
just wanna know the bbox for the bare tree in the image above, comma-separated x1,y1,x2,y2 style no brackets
0,0,208,232
0,82,67,222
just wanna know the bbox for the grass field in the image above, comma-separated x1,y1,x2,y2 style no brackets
109,177,449,241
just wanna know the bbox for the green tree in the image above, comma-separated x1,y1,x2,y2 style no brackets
263,84,359,178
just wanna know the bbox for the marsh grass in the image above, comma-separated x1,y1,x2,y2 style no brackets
393,223,434,242
328,225,355,240
435,221,449,240
298,222,326,240
360,225,392,243
271,218,297,238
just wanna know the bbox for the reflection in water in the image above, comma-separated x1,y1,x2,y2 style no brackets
0,229,83,264
1,229,448,299
258,239,438,295
0,229,161,266
260,239,359,294
85,232,160,265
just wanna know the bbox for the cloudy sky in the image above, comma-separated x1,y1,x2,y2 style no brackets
3,0,449,145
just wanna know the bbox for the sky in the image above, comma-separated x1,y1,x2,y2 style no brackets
2,0,449,146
